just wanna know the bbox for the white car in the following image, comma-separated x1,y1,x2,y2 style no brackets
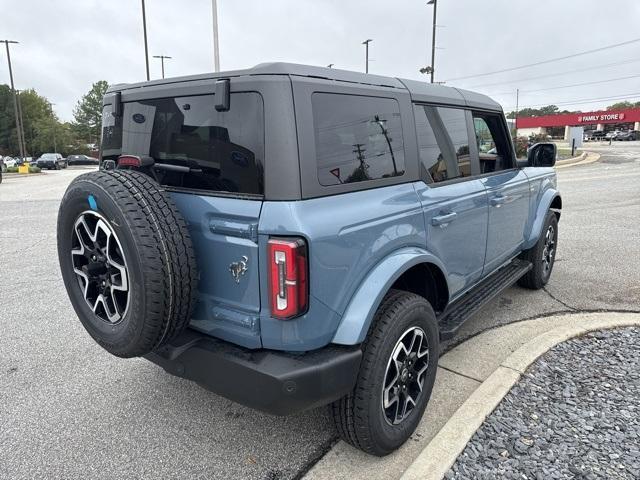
3,157,18,168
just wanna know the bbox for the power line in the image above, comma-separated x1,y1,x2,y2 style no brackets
465,58,640,90
491,73,640,96
445,37,640,82
502,92,640,111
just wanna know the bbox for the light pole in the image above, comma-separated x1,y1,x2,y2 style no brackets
141,0,150,80
427,0,437,83
212,0,220,72
1,40,25,159
363,39,372,73
49,102,58,153
153,55,171,79
16,90,28,157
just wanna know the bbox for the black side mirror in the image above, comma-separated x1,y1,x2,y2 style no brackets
527,142,557,167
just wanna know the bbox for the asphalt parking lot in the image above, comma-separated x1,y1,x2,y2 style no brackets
1,145,639,480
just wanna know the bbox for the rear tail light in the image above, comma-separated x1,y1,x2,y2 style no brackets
267,237,308,319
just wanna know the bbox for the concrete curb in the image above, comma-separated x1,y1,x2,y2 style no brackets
555,151,600,169
555,151,586,166
400,312,640,480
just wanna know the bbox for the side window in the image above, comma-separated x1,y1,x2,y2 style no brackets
312,93,405,186
413,105,471,183
472,112,513,174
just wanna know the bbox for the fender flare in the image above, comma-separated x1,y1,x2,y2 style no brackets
331,247,448,345
525,188,561,249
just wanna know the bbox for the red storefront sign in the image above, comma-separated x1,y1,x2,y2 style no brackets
516,108,640,128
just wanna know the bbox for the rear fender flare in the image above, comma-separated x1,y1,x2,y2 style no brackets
331,247,448,345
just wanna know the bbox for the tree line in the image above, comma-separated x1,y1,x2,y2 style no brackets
0,80,108,158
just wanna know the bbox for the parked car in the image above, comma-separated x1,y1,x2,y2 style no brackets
605,131,619,140
67,154,100,165
613,130,639,141
36,153,66,170
57,63,561,456
3,156,18,168
589,130,606,140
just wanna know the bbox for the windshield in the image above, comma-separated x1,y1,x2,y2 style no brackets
101,92,265,196
40,154,57,160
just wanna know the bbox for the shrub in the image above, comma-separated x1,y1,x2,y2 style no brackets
29,166,41,173
7,166,18,173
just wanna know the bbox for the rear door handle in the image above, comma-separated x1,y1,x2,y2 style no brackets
490,196,507,207
431,212,457,226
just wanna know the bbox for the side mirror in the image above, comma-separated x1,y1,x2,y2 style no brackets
214,78,230,112
527,142,557,167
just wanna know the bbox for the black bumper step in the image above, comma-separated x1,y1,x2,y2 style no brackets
438,258,532,341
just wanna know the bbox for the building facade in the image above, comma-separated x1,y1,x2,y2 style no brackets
516,108,640,139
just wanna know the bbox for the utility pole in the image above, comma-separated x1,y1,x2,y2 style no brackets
153,55,171,79
212,0,220,72
16,90,28,157
2,40,25,160
49,102,57,153
373,115,398,175
362,39,372,73
141,0,150,80
427,0,438,83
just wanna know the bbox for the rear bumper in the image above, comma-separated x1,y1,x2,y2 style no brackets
144,329,362,415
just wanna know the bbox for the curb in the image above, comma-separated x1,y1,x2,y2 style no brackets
555,151,600,169
400,312,640,480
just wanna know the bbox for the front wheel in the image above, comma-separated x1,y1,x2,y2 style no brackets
331,290,439,456
518,210,558,289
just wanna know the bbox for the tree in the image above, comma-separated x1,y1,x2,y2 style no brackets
72,80,108,145
606,101,640,111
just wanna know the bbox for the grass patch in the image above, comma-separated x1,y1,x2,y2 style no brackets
557,148,582,160
5,166,41,173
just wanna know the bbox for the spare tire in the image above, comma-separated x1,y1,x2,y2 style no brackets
57,169,198,358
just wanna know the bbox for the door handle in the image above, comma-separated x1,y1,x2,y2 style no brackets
490,196,507,207
431,212,457,226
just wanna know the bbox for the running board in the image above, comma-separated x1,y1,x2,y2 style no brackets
438,259,532,341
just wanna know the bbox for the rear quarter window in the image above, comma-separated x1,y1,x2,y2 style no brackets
311,93,405,186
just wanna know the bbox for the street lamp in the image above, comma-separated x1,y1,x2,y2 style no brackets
1,39,26,159
153,55,172,79
427,0,437,83
141,0,150,80
363,39,373,74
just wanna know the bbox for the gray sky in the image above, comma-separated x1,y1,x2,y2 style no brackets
3,0,640,121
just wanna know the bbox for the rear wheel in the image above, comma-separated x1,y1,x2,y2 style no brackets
518,210,558,289
331,290,439,456
57,170,198,357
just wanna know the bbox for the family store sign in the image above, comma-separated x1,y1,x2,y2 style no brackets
516,108,640,128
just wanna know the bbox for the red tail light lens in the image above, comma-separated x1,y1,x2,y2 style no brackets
117,155,142,167
268,237,308,319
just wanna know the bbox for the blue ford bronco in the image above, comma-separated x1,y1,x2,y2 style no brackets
57,63,561,456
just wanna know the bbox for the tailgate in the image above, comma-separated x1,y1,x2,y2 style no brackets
171,192,263,348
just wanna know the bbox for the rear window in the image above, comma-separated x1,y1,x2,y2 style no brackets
101,92,265,196
312,93,405,186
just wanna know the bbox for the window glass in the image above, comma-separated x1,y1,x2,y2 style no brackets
413,105,470,182
473,113,513,173
312,93,405,186
101,93,264,195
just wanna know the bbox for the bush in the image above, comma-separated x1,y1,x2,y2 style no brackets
29,166,41,173
6,166,18,173
514,136,529,158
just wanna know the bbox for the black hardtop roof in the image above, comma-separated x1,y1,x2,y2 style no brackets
107,62,501,111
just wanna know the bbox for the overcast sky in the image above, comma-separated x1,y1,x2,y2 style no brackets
2,0,640,121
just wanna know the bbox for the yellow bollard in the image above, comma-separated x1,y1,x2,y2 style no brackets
18,164,29,174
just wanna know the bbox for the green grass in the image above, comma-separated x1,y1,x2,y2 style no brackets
557,148,582,160
5,166,41,173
